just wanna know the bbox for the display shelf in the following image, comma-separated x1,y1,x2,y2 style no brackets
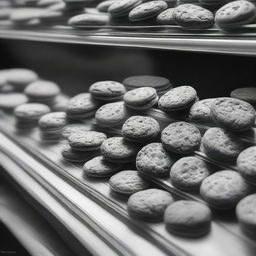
1,25,256,56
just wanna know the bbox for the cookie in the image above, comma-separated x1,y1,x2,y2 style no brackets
109,170,150,195
170,156,211,191
83,156,122,177
127,188,174,221
66,93,99,120
202,127,244,162
51,94,70,112
24,80,60,105
136,143,175,177
3,68,38,91
122,116,160,143
231,87,256,107
215,0,256,29
200,170,249,209
237,146,256,185
236,194,256,238
161,122,201,154
89,81,126,102
211,97,255,132
101,137,139,163
123,87,159,110
14,103,51,129
123,75,172,95
129,1,168,22
0,93,28,110
156,8,176,25
173,4,214,29
39,112,67,141
158,86,197,112
62,123,93,139
10,8,46,23
62,146,99,163
189,98,216,123
97,0,116,12
108,0,142,17
95,101,128,127
68,13,109,26
164,200,212,237
68,131,107,151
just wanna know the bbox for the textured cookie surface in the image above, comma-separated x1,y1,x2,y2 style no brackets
109,170,150,195
161,122,201,154
200,170,249,209
108,0,142,17
101,137,138,162
164,200,212,237
174,4,214,29
129,1,168,21
127,188,174,220
122,116,160,143
68,13,109,26
95,101,128,127
62,123,92,139
211,97,255,131
69,131,107,150
189,98,216,123
156,8,176,24
158,86,197,111
14,103,50,119
231,87,256,106
215,0,256,28
202,127,244,161
237,146,256,184
136,143,174,177
170,156,211,191
83,156,122,177
39,112,67,129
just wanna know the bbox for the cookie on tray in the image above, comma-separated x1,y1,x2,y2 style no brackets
62,123,93,139
108,0,142,17
230,87,256,107
68,13,109,26
127,188,174,221
156,8,176,25
109,170,150,196
0,93,28,110
161,121,201,154
164,200,212,237
122,116,160,143
200,170,249,209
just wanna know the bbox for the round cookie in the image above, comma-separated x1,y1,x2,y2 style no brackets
101,137,139,163
236,194,256,238
66,93,99,120
202,127,244,162
61,123,93,139
51,94,70,112
129,1,168,22
200,170,249,209
68,13,109,26
173,4,214,29
211,97,255,132
237,146,256,185
14,103,51,129
158,86,197,112
188,98,216,123
136,143,175,177
109,170,150,195
83,156,122,177
170,156,211,191
97,0,116,12
127,188,174,221
61,146,98,163
230,87,256,107
0,93,28,110
161,122,201,154
122,116,160,143
89,81,126,102
156,8,176,25
215,0,256,29
68,131,107,151
122,75,172,95
164,200,212,237
95,101,128,127
108,0,142,17
24,80,60,105
123,87,159,110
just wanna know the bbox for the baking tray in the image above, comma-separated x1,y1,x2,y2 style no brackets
0,109,256,256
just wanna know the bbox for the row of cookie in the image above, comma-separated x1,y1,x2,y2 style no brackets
69,0,256,31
